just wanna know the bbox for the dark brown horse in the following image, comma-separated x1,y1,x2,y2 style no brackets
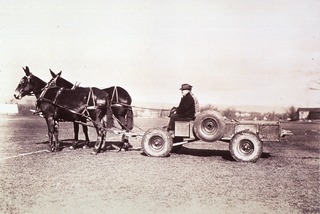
14,66,113,154
49,70,134,146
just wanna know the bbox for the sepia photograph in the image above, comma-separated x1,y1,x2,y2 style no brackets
0,1,319,213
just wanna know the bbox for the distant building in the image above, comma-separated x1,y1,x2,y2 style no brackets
0,104,18,115
297,108,320,120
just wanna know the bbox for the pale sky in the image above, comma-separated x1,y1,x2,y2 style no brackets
1,0,319,110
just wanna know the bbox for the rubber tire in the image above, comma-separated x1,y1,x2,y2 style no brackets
193,110,226,142
141,128,173,157
229,131,263,162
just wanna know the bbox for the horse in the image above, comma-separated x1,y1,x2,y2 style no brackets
49,70,134,146
14,66,113,154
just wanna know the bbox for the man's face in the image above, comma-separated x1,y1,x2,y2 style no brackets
181,90,190,96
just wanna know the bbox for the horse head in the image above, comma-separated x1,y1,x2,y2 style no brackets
14,66,47,99
46,70,62,88
49,69,74,89
14,66,35,99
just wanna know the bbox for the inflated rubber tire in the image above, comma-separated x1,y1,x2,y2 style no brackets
193,110,226,142
141,128,173,157
229,131,262,162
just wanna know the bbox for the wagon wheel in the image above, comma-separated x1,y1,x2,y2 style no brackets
193,110,226,142
229,131,263,162
141,128,173,157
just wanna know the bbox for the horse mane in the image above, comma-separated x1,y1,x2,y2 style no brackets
71,81,81,89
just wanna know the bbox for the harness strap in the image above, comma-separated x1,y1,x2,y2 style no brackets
36,84,51,111
81,87,96,118
53,88,64,104
111,86,119,104
89,87,96,107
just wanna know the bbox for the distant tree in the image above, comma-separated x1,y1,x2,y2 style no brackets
263,111,282,121
250,112,259,120
267,111,275,120
222,108,237,120
286,106,298,120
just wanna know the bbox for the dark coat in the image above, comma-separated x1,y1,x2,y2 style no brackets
176,92,195,118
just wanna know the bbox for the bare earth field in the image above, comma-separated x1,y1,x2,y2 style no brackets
0,115,319,214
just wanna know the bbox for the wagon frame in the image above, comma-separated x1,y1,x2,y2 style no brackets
141,110,292,162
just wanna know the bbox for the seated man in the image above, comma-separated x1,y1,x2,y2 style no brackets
167,83,197,132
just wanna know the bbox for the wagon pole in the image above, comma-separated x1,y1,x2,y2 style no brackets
110,103,171,133
112,102,171,111
36,98,168,135
110,114,145,136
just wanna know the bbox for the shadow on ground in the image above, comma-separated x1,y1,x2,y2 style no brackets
36,139,134,152
176,146,271,161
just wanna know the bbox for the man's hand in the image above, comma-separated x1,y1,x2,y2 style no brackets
168,107,177,117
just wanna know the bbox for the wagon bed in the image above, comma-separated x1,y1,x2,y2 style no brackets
222,120,282,142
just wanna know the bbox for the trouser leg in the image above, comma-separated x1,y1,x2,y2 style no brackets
167,113,181,131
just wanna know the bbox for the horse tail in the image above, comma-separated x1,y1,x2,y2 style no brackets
125,106,134,130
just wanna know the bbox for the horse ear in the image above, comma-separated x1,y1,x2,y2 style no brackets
49,69,56,77
57,71,62,77
23,66,31,76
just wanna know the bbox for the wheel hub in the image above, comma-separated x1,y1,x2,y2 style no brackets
149,136,164,150
203,118,218,133
239,140,254,155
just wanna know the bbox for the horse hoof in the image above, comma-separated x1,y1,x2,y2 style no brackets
83,145,89,149
69,146,76,150
90,151,98,155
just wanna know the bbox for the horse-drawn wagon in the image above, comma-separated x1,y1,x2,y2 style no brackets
14,66,292,161
141,110,292,162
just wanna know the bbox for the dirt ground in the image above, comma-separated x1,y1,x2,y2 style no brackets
0,115,319,214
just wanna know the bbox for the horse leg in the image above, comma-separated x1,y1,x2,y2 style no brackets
70,122,79,150
91,107,110,155
114,107,128,131
53,120,60,152
46,117,55,152
91,126,105,155
82,124,90,149
118,115,127,130
125,106,134,130
117,107,133,131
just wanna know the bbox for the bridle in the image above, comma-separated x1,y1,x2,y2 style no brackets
18,74,50,97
